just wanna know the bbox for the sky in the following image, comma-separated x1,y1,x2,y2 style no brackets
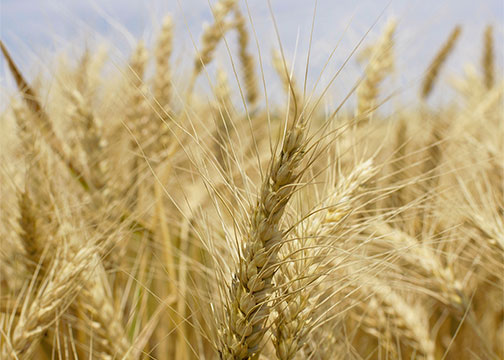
1,0,503,107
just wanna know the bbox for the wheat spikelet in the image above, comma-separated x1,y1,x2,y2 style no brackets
124,40,151,202
482,25,495,90
356,20,396,121
315,160,377,230
126,40,149,129
13,103,59,284
389,118,408,210
63,49,108,190
12,100,37,151
271,271,313,360
74,46,107,96
219,118,309,359
421,25,462,99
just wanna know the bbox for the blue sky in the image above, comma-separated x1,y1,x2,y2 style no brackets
1,0,503,106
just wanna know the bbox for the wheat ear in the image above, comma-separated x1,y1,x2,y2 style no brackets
17,189,45,280
191,0,236,90
1,245,99,359
66,88,107,190
360,277,435,360
78,261,132,359
126,40,149,128
13,102,56,283
482,25,495,90
0,40,93,191
421,25,461,99
370,222,463,308
234,7,258,107
219,118,309,359
356,20,396,122
154,15,174,113
124,40,150,205
272,160,377,360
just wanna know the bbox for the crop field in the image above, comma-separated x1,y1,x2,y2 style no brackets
0,1,502,359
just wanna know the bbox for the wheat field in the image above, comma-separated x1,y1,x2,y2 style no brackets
0,1,503,359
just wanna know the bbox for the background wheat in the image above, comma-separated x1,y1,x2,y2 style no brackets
0,2,502,360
